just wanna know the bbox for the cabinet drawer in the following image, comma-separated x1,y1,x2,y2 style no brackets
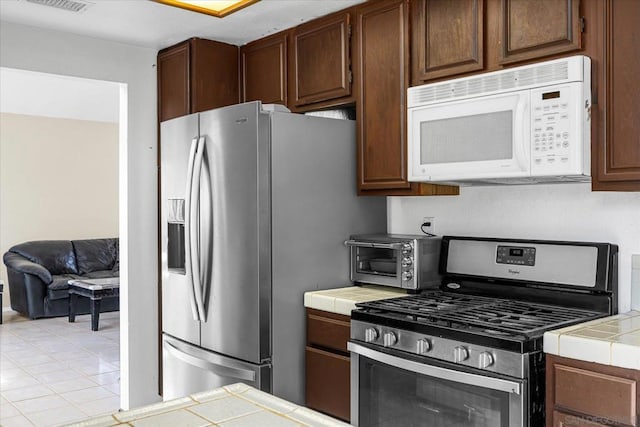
306,308,350,353
554,364,637,426
305,346,350,421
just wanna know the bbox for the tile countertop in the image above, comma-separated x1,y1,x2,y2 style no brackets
62,383,350,427
544,310,640,370
304,285,407,316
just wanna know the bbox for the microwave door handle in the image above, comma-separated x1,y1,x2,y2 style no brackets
348,342,521,395
515,96,529,171
184,137,201,321
344,240,404,250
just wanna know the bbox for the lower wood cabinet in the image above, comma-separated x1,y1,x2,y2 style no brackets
305,308,350,422
546,354,639,427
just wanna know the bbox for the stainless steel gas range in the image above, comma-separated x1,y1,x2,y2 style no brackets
349,236,618,427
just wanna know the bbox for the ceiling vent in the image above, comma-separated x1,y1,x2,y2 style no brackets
23,0,93,13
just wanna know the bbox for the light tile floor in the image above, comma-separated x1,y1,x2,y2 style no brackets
1,311,121,427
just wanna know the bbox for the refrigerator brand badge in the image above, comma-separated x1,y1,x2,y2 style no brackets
236,118,248,124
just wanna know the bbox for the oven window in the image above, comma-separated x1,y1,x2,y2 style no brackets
356,247,398,277
359,355,511,427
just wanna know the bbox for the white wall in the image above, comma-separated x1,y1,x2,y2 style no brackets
389,183,640,312
0,22,159,408
0,113,119,309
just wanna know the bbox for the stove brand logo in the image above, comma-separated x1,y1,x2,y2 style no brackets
508,269,521,275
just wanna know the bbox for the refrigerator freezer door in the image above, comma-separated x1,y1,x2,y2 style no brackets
161,113,200,345
199,102,271,365
162,334,271,401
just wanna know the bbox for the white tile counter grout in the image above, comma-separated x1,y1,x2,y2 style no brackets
544,310,640,370
304,285,407,316
61,383,350,427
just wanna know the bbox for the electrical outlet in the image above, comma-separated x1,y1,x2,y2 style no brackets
422,216,435,234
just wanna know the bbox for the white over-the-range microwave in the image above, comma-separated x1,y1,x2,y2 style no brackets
407,55,591,185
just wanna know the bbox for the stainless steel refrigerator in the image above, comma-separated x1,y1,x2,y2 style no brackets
160,101,386,404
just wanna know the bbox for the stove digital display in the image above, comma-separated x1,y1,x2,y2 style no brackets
496,245,536,266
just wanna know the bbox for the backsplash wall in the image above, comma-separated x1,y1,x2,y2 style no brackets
388,183,640,312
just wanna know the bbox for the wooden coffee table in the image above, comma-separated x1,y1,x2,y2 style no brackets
68,277,119,331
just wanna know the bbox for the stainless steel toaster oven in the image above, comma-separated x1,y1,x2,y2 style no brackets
345,234,441,291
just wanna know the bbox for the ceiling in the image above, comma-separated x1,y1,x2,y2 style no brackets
0,0,365,49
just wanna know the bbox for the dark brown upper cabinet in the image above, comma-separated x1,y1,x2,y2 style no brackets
240,32,288,106
589,0,640,191
158,41,190,122
354,0,458,196
290,11,352,107
411,0,484,84
157,38,239,122
498,0,582,64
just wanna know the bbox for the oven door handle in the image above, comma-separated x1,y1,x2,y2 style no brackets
348,342,521,395
344,240,404,250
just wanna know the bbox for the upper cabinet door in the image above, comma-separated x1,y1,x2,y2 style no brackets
158,41,190,122
354,0,458,196
157,38,239,122
592,0,640,190
290,11,352,106
355,0,410,192
411,0,484,84
190,38,239,113
241,32,288,106
498,0,582,64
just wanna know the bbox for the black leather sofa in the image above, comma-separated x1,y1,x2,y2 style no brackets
3,238,119,319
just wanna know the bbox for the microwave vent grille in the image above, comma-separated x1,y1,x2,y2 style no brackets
409,59,572,107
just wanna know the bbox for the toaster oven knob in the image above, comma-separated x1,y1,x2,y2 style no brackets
364,328,379,343
416,338,432,354
479,352,495,369
401,257,413,267
402,271,413,282
383,332,398,347
453,346,469,363
401,243,413,254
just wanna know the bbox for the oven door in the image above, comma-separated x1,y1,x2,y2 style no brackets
349,342,525,427
346,240,406,289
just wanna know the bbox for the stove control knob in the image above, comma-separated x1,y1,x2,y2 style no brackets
402,271,413,282
401,243,413,254
416,338,432,354
364,328,379,343
453,346,469,363
383,332,398,347
479,352,495,369
401,257,413,267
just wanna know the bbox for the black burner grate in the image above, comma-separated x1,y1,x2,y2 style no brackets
356,291,602,340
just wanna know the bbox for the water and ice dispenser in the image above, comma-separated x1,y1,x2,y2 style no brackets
167,198,185,273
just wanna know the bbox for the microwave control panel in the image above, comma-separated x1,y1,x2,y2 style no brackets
530,82,586,175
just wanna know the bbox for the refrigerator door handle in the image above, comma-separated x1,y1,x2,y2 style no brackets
164,341,256,382
190,136,207,322
184,137,201,321
199,138,213,321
